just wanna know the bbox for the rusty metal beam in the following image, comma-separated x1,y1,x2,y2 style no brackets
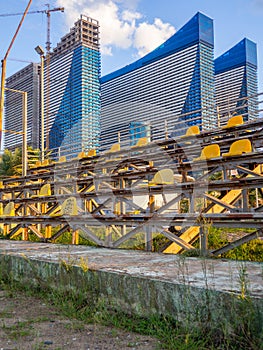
211,229,263,256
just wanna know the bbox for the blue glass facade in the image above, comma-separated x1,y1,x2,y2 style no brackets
129,122,151,146
49,46,100,154
215,38,257,74
101,12,214,84
100,12,216,148
215,38,258,123
45,15,100,158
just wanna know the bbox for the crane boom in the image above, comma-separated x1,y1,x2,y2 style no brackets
0,7,64,17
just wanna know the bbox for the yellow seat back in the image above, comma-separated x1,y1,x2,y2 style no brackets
0,203,3,216
223,139,252,157
36,159,49,167
223,115,243,129
3,202,15,216
61,197,78,216
78,151,86,159
151,169,174,185
108,143,120,153
39,184,51,197
87,149,96,157
132,137,149,148
136,137,148,146
194,144,220,161
185,125,200,136
58,156,67,163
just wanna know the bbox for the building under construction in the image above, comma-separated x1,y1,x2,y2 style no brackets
3,14,101,157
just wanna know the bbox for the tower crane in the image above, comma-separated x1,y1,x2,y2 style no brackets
0,5,64,151
0,6,64,53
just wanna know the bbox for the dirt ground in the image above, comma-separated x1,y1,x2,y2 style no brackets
0,290,160,350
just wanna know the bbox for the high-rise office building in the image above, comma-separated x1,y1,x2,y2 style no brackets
100,12,215,148
47,15,100,157
215,38,258,125
4,63,40,150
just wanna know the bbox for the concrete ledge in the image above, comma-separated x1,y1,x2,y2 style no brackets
0,240,262,327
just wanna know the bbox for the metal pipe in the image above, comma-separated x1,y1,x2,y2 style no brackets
40,54,45,162
22,91,27,177
5,87,27,177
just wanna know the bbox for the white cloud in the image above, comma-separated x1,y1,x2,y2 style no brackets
101,46,113,56
55,0,175,58
134,18,176,57
122,10,142,23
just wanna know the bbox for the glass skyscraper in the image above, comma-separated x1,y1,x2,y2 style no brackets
215,38,258,125
4,63,40,150
47,15,100,157
100,12,215,148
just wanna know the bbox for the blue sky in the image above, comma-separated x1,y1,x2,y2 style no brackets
0,0,262,90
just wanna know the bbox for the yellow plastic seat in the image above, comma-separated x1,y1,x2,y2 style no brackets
182,125,200,137
87,149,96,157
53,156,66,164
222,115,243,129
78,151,86,159
2,202,15,217
32,184,51,198
35,159,50,167
106,143,120,153
58,156,66,162
222,139,252,157
61,197,78,215
149,169,174,185
50,197,78,216
193,144,220,161
131,137,148,148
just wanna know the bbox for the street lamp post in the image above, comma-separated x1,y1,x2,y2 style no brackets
4,88,28,177
35,45,45,162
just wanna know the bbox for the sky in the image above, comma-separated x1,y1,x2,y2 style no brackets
0,0,262,91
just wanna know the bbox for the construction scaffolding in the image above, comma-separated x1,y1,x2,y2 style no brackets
1,115,263,256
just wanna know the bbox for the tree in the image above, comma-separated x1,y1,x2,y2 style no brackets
0,147,40,178
0,149,13,177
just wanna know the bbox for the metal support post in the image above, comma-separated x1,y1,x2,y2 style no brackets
72,229,79,245
22,91,27,177
145,194,155,251
5,88,27,177
40,54,45,161
242,189,249,212
200,226,208,256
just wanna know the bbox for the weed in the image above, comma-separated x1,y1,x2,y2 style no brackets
2,320,32,340
0,254,262,349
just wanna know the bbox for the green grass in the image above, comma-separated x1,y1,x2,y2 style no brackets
208,227,263,262
0,257,262,350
